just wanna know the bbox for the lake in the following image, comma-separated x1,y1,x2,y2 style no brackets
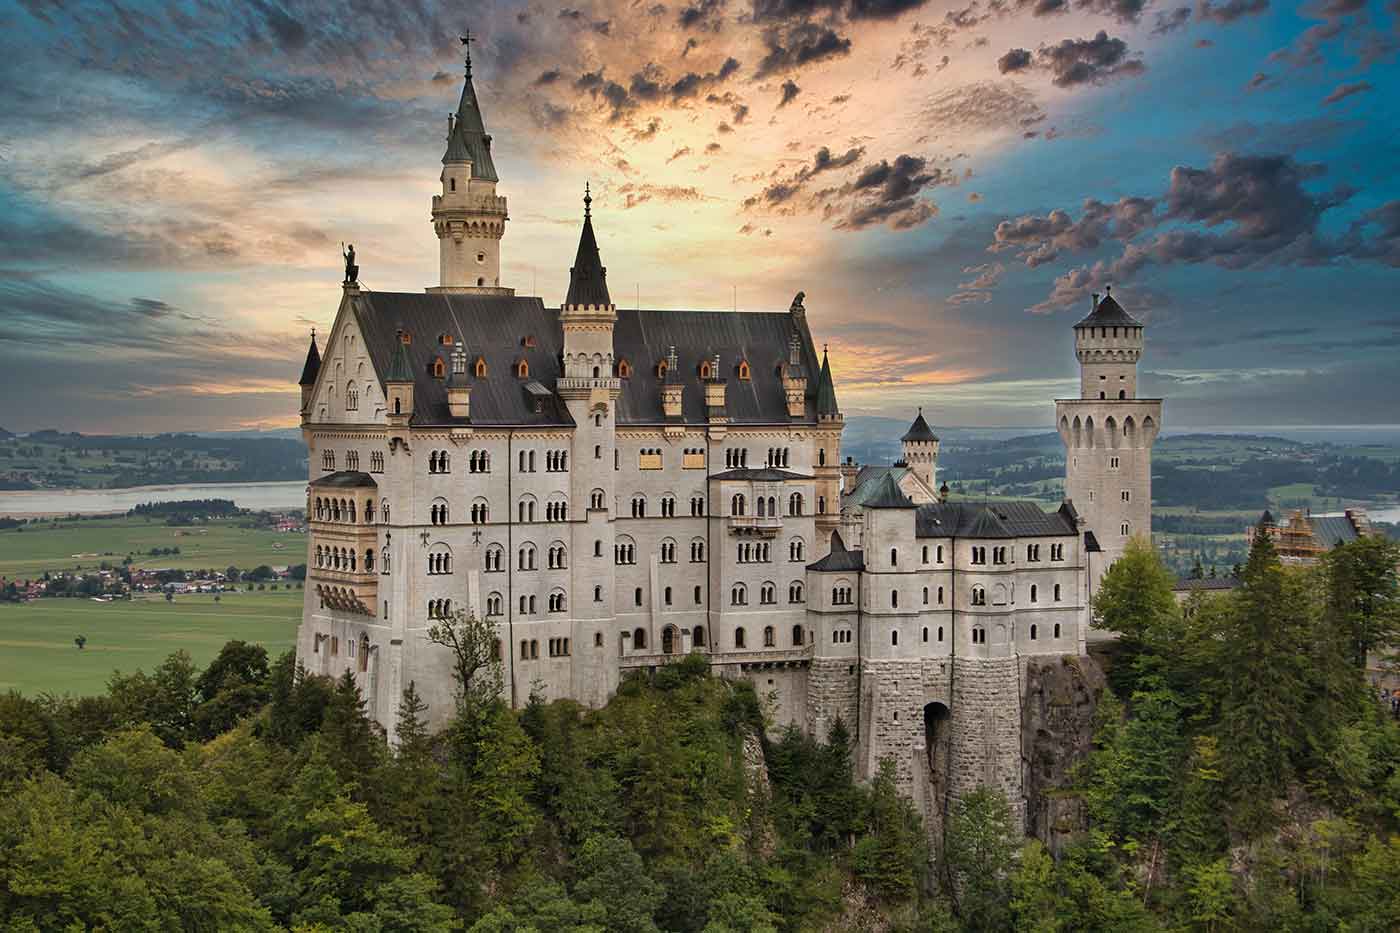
0,481,307,517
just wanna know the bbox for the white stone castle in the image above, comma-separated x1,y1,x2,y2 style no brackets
294,49,1162,826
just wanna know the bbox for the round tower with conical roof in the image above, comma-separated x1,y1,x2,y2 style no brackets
428,38,512,295
900,408,939,492
1055,289,1163,588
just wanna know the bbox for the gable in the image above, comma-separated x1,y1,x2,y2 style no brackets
307,294,388,426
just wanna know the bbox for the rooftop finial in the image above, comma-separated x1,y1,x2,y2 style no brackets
459,29,474,76
1105,284,1112,295
584,181,592,218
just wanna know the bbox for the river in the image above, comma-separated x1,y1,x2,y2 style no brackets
0,481,307,517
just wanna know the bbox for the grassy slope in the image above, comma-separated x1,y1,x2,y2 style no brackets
0,516,306,579
0,590,302,695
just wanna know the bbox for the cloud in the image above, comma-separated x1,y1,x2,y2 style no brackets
832,155,949,230
1194,0,1269,24
745,145,867,206
997,49,1033,74
779,79,802,107
919,81,1045,132
534,69,562,86
679,0,728,29
755,23,853,78
947,261,1005,304
1322,80,1373,104
669,57,741,100
1152,6,1193,33
667,146,693,162
615,183,709,209
1033,31,1147,88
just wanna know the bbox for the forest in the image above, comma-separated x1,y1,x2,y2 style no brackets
2,534,1400,931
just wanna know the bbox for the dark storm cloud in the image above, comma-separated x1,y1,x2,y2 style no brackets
778,79,802,106
1322,81,1373,104
679,0,728,29
828,155,953,230
754,23,853,78
1194,0,1269,24
1003,153,1392,311
996,33,1144,87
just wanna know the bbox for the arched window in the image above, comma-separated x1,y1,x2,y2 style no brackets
891,630,899,646
1030,623,1039,640
791,624,804,646
731,583,747,606
516,359,529,378
760,582,776,604
484,545,503,572
474,357,487,377
763,625,775,647
691,538,706,562
937,585,944,604
1030,584,1038,603
735,627,746,648
922,586,929,605
1054,623,1062,638
789,581,804,603
593,585,602,602
693,625,706,647
922,626,929,643
971,585,986,606
633,627,646,649
737,359,751,380
731,493,746,516
518,544,536,571
1054,583,1062,601
788,492,804,516
590,489,606,510
891,590,899,608
890,547,898,566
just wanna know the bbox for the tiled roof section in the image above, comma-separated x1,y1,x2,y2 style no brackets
1310,515,1361,548
808,531,865,572
443,70,498,180
565,191,612,307
901,409,938,443
914,500,1078,539
709,467,814,481
845,466,907,507
351,292,820,426
1074,291,1141,328
1084,530,1102,552
815,348,839,417
298,333,321,386
612,307,821,424
310,470,378,489
863,472,916,509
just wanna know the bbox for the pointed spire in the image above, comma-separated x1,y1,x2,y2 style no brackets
565,184,612,307
816,345,839,417
901,407,938,443
386,331,414,383
298,331,321,386
442,31,497,179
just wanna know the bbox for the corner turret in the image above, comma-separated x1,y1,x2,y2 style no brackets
900,408,939,491
298,331,321,412
385,330,415,425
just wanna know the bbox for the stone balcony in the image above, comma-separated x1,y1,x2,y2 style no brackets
728,515,783,535
619,645,812,671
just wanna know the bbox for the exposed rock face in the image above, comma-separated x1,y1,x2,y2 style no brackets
1021,654,1106,852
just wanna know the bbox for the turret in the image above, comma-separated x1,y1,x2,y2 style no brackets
298,331,321,413
428,36,511,295
385,331,415,425
781,330,807,419
1074,288,1143,400
900,408,939,491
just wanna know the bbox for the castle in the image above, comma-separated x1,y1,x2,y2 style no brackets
294,48,1163,830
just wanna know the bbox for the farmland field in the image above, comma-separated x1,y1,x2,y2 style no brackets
0,515,306,579
0,589,302,696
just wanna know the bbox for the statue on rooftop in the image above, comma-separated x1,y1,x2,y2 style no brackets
342,243,359,286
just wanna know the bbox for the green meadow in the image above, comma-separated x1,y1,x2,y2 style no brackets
0,515,304,579
0,589,302,696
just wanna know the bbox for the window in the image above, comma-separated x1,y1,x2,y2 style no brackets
789,582,804,603
694,585,702,604
548,591,566,612
545,499,568,522
936,545,944,563
789,538,805,562
634,587,643,607
630,495,646,518
1030,624,1038,640
614,537,636,564
890,547,898,567
660,539,677,563
547,543,568,569
937,585,944,605
664,586,672,606
432,358,446,379
617,358,632,378
1051,543,1065,561
1027,544,1040,562
690,538,706,562
1110,456,1120,469
427,547,452,575
660,495,676,517
430,498,449,525
922,586,929,605
516,359,529,378
693,625,706,646
428,450,445,473
971,585,986,606
1054,583,1062,602
517,544,535,571
322,451,336,471
590,489,605,510
593,585,602,602
370,451,384,472
763,625,775,647
731,583,747,606
735,627,746,648
731,494,746,516
346,450,359,470
971,546,986,565
760,583,776,605
832,585,853,605
891,630,899,646
471,500,489,523
1121,490,1131,502
921,545,929,564
993,546,1008,565
484,546,503,572
922,626,929,643
788,492,804,516
972,626,986,644
737,359,751,380
486,593,502,616
594,540,602,557
890,590,898,608
1054,623,1062,638
474,357,487,377
1121,522,1130,536
690,495,705,516
469,450,491,473
1030,584,1038,603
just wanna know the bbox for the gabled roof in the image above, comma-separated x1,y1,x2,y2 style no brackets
443,66,498,180
310,470,377,489
1074,290,1141,328
863,472,915,509
808,531,865,572
298,333,321,386
344,291,820,427
708,467,814,481
901,409,938,443
1310,515,1361,548
845,466,907,507
914,500,1078,539
565,189,612,308
816,348,839,417
1258,509,1276,526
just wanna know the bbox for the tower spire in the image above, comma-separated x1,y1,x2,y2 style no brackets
565,185,611,307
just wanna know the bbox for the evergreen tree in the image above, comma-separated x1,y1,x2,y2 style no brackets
943,785,1017,929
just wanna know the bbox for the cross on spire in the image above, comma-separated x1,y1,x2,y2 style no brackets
459,29,474,75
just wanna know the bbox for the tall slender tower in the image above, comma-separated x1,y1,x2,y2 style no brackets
1056,289,1162,586
428,36,512,295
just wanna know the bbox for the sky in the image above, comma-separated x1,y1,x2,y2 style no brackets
0,0,1397,434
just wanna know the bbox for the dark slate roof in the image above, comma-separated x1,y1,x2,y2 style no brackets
443,69,498,180
1311,515,1361,548
815,349,839,417
863,472,916,509
1084,530,1102,552
350,291,820,427
612,307,821,425
299,334,321,386
808,531,865,572
1075,291,1141,328
1259,509,1275,526
901,409,938,443
709,467,814,481
914,500,1078,539
310,470,377,489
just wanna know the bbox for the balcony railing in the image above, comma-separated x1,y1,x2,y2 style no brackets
728,515,783,534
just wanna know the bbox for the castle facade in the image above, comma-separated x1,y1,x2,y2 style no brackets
294,52,1162,828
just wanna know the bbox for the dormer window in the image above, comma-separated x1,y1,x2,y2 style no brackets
617,359,632,379
698,360,713,380
515,359,529,379
656,359,668,379
737,359,751,381
522,335,537,349
438,334,453,345
432,357,446,378
474,357,488,378
399,331,412,345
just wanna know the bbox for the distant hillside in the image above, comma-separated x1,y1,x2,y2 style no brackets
0,432,307,490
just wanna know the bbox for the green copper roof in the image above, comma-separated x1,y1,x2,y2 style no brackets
443,68,498,181
816,348,839,416
862,471,915,509
385,337,414,383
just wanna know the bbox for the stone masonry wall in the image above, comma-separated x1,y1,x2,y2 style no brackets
949,656,1026,827
806,658,859,743
1021,654,1105,850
